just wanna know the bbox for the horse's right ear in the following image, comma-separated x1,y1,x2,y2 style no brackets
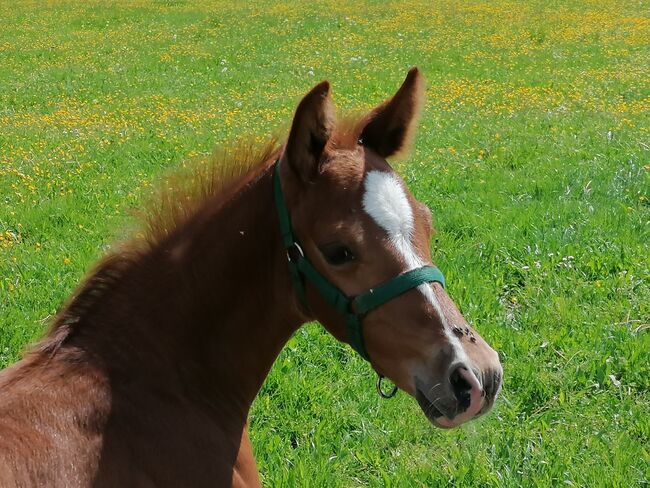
282,81,335,182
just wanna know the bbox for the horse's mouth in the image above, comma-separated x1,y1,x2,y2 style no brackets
415,384,492,429
415,388,446,425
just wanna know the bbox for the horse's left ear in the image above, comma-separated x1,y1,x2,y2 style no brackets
359,67,425,159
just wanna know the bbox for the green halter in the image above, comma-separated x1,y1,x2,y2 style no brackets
273,160,445,362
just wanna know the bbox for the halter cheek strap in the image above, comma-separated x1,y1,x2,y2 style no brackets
273,160,445,362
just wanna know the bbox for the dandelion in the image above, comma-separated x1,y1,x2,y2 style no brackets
63,257,71,265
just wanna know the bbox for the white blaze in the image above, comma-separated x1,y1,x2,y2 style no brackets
362,170,467,357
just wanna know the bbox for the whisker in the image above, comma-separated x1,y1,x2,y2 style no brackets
426,382,442,398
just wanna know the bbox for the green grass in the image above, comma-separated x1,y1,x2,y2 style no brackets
1,0,649,486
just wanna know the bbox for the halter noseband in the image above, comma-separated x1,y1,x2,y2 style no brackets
273,159,445,364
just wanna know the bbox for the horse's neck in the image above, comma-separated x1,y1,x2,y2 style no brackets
69,162,304,423
169,163,304,414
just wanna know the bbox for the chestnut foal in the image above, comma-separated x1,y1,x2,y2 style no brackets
0,68,502,487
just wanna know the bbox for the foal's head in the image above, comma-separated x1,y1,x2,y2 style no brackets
278,68,502,428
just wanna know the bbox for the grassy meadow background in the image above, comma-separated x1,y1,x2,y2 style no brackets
1,0,648,486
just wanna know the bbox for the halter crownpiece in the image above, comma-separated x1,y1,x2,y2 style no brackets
273,159,446,364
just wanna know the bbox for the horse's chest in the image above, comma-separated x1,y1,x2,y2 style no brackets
93,401,256,487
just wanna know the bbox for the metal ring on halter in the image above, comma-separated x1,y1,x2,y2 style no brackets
376,374,398,399
286,242,304,263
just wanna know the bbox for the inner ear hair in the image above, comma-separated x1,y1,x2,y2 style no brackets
310,132,327,160
359,67,425,159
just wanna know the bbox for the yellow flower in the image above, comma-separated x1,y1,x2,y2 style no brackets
63,257,71,265
595,280,602,288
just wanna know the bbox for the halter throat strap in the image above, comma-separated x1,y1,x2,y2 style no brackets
273,160,445,361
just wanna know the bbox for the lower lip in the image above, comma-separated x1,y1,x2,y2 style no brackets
415,388,485,429
415,388,444,422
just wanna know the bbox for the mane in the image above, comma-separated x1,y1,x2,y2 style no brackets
330,114,367,149
36,252,140,358
34,138,282,355
138,138,282,249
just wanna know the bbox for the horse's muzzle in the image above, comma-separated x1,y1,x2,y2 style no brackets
415,364,502,428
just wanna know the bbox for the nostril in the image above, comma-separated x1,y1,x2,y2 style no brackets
450,366,473,412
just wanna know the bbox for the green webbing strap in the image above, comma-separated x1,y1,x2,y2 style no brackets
347,266,444,361
273,163,309,307
296,259,350,315
272,160,446,362
346,315,368,360
353,266,445,315
273,163,295,250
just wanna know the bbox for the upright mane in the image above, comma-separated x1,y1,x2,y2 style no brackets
36,138,282,356
139,138,282,250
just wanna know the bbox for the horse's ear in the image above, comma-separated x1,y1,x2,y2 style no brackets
359,67,425,159
283,80,335,182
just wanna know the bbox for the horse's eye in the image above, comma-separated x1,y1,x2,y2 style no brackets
319,243,356,266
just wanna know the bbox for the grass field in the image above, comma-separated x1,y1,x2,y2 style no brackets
1,0,649,486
